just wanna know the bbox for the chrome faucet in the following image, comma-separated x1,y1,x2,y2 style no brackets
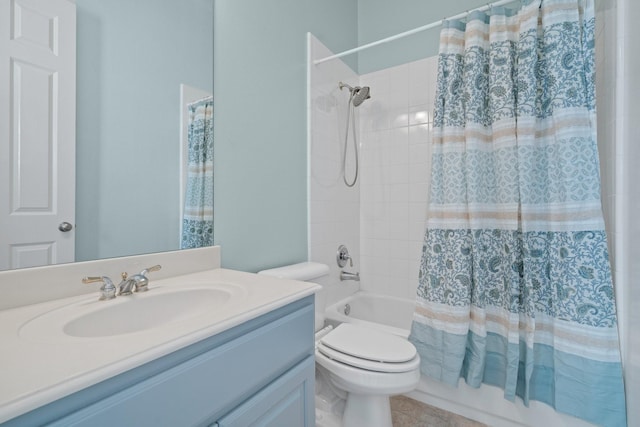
82,276,117,301
117,272,137,296
118,265,162,296
337,245,359,281
340,271,360,281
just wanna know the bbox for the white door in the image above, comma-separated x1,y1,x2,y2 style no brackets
0,0,76,270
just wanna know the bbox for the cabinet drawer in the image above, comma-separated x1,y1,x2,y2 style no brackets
48,301,314,427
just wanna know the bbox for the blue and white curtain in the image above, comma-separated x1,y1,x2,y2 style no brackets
181,97,213,249
408,1,626,425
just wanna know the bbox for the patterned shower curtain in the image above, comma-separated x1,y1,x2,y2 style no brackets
408,1,626,425
181,97,213,249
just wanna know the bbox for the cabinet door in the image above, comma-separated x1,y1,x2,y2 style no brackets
216,356,315,427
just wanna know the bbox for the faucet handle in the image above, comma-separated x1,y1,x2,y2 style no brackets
139,264,161,276
82,276,116,301
337,245,353,268
133,264,162,293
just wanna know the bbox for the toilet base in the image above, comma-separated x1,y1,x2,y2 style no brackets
342,394,392,427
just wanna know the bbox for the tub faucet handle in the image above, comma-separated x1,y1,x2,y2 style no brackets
337,245,353,268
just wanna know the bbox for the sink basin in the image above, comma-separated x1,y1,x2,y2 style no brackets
19,283,246,341
64,288,231,337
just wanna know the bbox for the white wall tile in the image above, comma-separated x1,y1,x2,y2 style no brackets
408,58,432,107
409,142,430,164
357,57,437,298
409,162,430,184
389,219,410,241
409,105,430,125
387,164,410,185
387,64,409,110
409,182,430,203
389,239,410,260
386,183,410,203
390,109,409,128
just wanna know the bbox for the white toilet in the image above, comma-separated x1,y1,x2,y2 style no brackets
258,262,420,427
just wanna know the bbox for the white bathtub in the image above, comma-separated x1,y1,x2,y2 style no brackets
324,291,415,338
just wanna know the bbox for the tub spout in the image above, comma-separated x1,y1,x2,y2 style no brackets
340,271,360,281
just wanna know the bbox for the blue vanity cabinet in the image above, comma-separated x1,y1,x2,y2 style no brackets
4,296,316,427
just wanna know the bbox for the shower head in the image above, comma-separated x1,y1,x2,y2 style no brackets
338,82,371,107
352,86,370,107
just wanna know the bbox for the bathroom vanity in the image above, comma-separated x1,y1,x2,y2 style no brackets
0,247,318,426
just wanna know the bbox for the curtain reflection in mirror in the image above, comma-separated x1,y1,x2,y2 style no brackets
181,97,213,249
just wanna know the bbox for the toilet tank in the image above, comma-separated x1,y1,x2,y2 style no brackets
258,262,329,331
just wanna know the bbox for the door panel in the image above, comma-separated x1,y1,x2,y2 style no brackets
0,0,76,270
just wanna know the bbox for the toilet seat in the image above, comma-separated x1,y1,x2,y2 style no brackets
318,324,419,373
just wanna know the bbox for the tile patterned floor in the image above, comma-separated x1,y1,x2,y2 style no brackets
391,395,488,427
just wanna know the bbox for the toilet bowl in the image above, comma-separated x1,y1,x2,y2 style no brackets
316,323,420,427
258,262,421,427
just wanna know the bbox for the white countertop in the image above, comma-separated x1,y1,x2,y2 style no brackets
0,268,319,423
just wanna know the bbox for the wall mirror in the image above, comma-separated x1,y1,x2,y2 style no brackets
0,0,213,271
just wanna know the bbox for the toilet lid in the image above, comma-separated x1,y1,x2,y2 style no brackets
319,323,417,367
317,341,420,373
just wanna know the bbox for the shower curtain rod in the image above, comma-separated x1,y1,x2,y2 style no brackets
188,95,213,105
313,0,516,65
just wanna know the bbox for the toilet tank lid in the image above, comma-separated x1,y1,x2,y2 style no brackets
258,262,330,281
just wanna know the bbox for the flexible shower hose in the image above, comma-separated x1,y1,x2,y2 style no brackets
342,93,359,187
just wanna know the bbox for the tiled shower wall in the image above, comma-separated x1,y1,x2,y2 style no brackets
309,33,438,308
308,34,361,309
358,58,437,299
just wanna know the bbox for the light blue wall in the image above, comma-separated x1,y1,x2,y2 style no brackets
213,0,358,272
76,0,213,261
357,0,503,74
